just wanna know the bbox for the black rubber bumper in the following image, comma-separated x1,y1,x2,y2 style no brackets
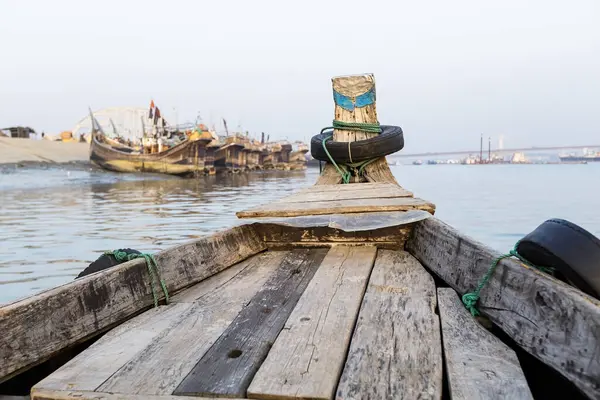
310,125,404,163
76,248,141,278
516,219,600,299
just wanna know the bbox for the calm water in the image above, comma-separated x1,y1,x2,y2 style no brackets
1,162,599,304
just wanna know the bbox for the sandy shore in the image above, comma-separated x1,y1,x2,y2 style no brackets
0,137,90,164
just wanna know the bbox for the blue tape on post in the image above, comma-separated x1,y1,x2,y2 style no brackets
355,87,376,108
333,90,355,111
332,88,376,111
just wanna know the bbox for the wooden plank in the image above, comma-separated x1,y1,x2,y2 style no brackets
237,197,435,218
95,251,287,395
294,182,401,193
33,252,283,394
247,246,377,400
255,224,412,250
169,253,264,303
31,389,241,400
0,225,265,383
406,217,600,400
246,210,431,230
32,303,191,392
437,288,533,400
281,185,413,203
336,250,442,400
174,249,329,397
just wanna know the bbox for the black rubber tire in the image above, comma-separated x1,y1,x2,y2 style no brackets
310,125,404,163
76,248,141,278
516,219,600,299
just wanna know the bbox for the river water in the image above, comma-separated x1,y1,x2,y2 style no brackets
1,162,599,304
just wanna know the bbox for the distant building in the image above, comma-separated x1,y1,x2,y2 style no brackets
0,126,36,138
511,152,527,163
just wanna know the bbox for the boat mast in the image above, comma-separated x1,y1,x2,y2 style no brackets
109,118,118,137
88,107,105,136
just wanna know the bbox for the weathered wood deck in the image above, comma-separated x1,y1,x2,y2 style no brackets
32,247,449,400
29,183,545,400
236,183,434,218
3,176,595,399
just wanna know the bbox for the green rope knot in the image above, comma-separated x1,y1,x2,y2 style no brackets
461,292,480,316
332,120,382,134
105,250,169,307
319,120,381,184
461,243,555,316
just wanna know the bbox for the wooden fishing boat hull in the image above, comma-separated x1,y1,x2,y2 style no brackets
289,149,308,170
4,70,599,400
2,183,599,400
89,133,212,176
214,143,246,172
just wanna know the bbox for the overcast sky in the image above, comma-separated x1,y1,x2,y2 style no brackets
1,0,598,152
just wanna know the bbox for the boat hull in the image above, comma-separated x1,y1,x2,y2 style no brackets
89,133,212,176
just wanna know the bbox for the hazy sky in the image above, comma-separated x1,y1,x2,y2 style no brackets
1,0,599,152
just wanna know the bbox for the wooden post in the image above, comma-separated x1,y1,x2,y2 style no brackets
316,73,398,185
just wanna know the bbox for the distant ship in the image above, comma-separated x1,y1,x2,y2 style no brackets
412,160,423,165
559,148,600,163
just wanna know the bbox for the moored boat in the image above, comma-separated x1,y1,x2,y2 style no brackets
90,130,215,176
1,74,599,400
289,141,309,170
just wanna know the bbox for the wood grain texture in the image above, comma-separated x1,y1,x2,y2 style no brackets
169,253,267,303
316,74,397,185
247,246,377,400
33,252,284,395
174,249,329,397
254,223,412,250
294,182,407,193
406,217,600,400
336,250,442,400
237,197,435,218
281,184,413,203
95,251,287,395
32,303,191,392
31,389,240,400
437,288,533,400
0,225,265,383
245,210,431,231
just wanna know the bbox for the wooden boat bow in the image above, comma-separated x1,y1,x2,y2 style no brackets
1,74,598,400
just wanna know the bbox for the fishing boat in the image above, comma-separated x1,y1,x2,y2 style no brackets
90,130,216,176
289,141,309,170
1,74,599,400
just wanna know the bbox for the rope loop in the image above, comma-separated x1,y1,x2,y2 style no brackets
319,120,381,184
105,250,169,307
461,242,555,316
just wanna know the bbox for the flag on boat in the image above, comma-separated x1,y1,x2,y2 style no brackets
154,107,161,125
148,100,154,119
222,118,228,135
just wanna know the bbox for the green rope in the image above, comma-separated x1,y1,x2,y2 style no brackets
319,120,381,183
461,243,555,316
105,250,169,307
332,120,382,134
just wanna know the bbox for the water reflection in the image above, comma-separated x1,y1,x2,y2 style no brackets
0,168,317,304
